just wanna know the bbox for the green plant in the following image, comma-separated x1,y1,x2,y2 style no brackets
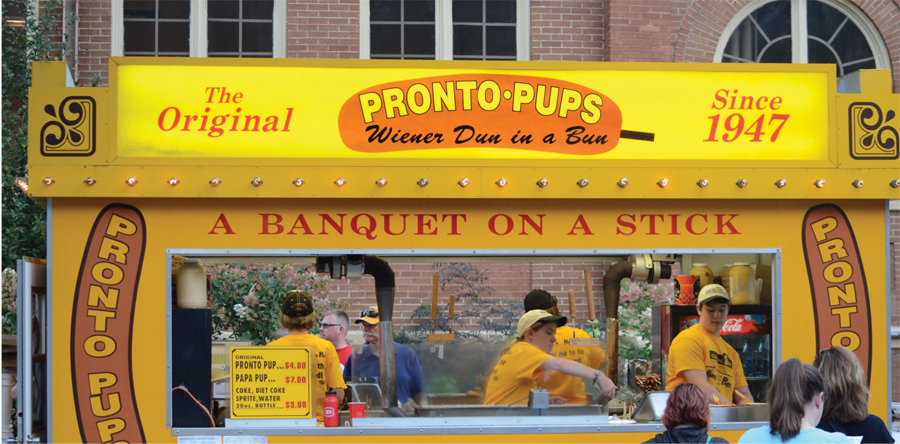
614,279,673,393
206,263,337,345
2,268,17,335
433,263,523,339
2,0,101,270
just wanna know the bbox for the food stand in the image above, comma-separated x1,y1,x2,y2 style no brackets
20,58,898,443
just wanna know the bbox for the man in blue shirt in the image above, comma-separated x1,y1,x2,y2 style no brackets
343,306,426,406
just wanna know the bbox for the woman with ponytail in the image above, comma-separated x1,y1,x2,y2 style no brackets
268,290,346,422
738,359,850,443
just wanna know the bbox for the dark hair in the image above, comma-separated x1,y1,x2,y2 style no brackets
662,384,710,429
767,358,825,440
813,346,869,423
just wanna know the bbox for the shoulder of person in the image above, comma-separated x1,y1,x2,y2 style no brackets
737,426,772,443
710,438,729,444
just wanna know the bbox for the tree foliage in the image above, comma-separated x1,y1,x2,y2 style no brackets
2,0,98,269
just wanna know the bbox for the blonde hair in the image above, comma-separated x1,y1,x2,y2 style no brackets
813,346,869,423
281,312,316,330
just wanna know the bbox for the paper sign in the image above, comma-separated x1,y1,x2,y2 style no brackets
230,347,314,419
569,338,601,346
177,437,222,444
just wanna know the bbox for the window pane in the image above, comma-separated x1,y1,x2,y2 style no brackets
158,22,190,52
758,38,791,63
208,21,240,52
485,26,515,56
453,0,482,23
806,0,845,42
831,22,873,67
371,24,401,55
404,0,434,22
159,0,190,19
243,0,273,20
842,59,876,78
453,24,482,56
405,24,435,55
486,0,515,24
124,1,155,19
807,39,838,66
124,21,155,52
208,0,240,19
752,0,790,43
242,22,273,53
371,0,401,21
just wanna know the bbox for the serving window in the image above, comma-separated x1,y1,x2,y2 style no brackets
165,249,779,433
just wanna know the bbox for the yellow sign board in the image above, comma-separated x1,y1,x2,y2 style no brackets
113,60,833,161
229,347,314,419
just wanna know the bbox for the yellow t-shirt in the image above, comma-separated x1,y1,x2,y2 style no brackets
484,341,551,406
665,323,747,402
535,326,606,404
267,334,347,421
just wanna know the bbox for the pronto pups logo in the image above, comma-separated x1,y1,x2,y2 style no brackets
71,204,146,443
338,74,653,155
802,203,872,383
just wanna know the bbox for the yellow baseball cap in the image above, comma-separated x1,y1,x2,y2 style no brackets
355,306,380,325
516,309,567,339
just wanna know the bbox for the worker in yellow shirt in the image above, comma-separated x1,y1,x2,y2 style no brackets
484,309,617,406
268,290,347,421
665,284,753,405
523,289,607,404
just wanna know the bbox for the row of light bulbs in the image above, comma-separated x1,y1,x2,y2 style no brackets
34,177,900,189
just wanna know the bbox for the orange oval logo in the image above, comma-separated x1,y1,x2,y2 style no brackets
338,74,624,155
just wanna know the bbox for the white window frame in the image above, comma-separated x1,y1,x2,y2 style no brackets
112,0,286,58
360,0,530,61
714,0,890,70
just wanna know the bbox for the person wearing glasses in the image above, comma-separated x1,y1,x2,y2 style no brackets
665,284,753,406
523,289,607,404
319,309,352,368
268,290,346,422
813,346,894,443
343,306,426,406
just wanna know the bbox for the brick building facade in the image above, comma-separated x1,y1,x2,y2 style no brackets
31,0,900,402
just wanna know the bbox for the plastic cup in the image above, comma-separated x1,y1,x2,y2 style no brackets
348,402,366,426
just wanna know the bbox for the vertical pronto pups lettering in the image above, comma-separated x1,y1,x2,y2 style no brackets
71,204,146,443
801,203,872,383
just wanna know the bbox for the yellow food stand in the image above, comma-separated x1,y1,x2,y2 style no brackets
22,58,898,443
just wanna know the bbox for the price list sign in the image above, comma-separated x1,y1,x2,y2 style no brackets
230,347,314,419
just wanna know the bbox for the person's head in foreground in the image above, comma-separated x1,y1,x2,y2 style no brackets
516,309,567,354
767,358,826,440
696,284,730,335
280,290,315,330
355,305,381,345
812,346,869,423
663,383,711,430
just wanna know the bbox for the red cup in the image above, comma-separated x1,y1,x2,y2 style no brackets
348,402,366,425
674,275,700,305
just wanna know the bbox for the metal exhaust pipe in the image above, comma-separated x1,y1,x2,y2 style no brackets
363,256,405,417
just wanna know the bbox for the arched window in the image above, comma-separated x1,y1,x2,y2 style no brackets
716,0,890,78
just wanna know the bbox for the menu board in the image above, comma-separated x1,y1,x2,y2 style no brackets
229,347,314,419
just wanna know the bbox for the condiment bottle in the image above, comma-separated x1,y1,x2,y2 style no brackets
176,259,207,308
324,389,339,427
729,263,757,305
688,263,714,289
719,264,734,294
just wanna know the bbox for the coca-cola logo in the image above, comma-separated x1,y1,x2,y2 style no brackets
721,318,749,334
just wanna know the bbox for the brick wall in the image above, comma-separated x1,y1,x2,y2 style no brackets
286,0,359,59
530,1,606,62
606,0,675,62
74,0,112,85
324,262,615,332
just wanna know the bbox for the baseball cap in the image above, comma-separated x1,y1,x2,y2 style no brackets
524,289,556,312
355,306,380,325
282,290,314,317
516,309,567,339
697,284,730,305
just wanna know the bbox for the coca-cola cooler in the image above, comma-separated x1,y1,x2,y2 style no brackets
651,305,772,401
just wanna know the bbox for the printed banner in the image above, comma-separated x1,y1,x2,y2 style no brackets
70,204,146,443
115,64,830,160
801,203,871,383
